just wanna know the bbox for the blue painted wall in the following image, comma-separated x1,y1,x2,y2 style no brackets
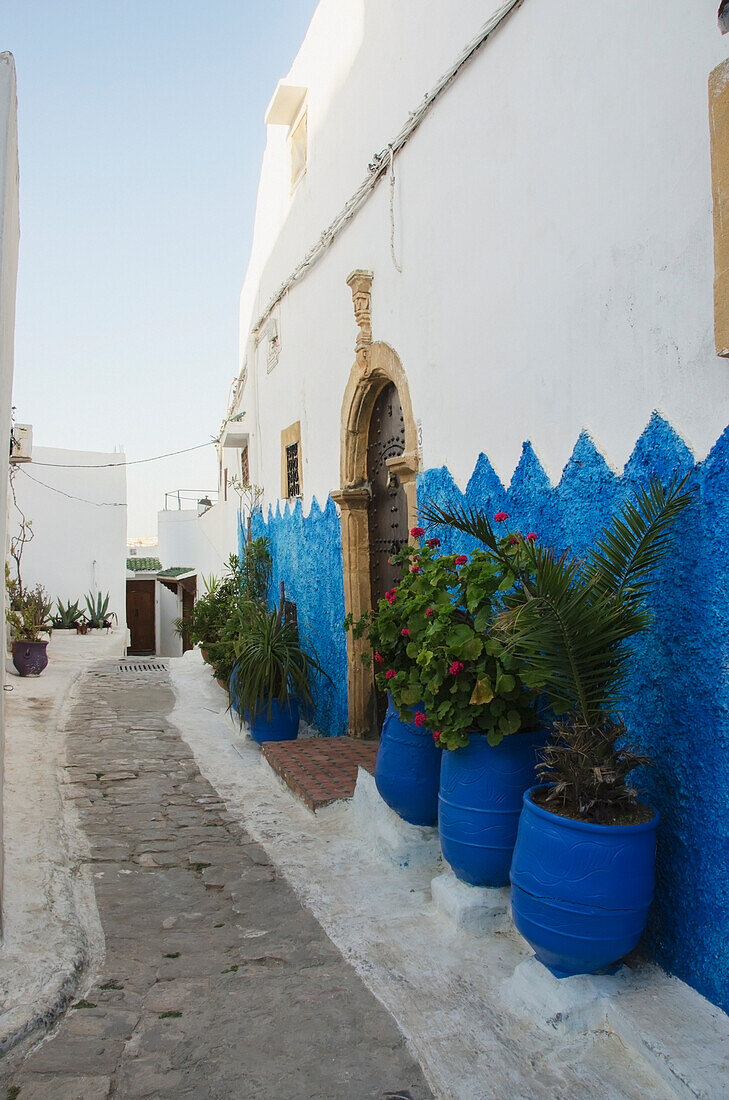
250,496,348,736
248,413,729,1012
420,413,729,1015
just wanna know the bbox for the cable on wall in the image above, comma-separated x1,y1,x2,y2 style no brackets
16,466,126,507
249,0,525,339
388,144,402,274
31,440,216,469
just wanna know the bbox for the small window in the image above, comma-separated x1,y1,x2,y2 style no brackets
280,421,302,499
286,442,300,497
290,110,307,190
241,445,250,486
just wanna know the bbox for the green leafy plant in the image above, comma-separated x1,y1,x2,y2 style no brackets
6,579,53,642
420,476,694,821
84,591,117,629
52,598,85,629
175,541,272,683
346,531,541,750
228,595,328,721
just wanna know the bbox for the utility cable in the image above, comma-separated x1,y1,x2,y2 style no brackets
31,440,216,469
16,466,126,507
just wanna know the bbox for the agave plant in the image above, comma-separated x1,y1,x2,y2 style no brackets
52,598,85,629
420,476,694,822
85,591,117,629
228,598,328,722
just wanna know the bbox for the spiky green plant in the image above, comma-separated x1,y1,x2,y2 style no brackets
420,476,694,821
228,600,328,722
84,591,116,629
52,599,84,629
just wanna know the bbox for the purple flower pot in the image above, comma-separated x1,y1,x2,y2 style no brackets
12,640,49,677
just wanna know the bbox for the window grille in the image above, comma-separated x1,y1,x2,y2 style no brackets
240,445,250,486
286,441,300,497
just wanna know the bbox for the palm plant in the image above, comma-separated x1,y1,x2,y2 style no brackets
420,476,694,822
228,597,328,722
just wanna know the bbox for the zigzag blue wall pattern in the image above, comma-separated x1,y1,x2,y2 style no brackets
420,413,729,1015
250,496,349,736
247,413,728,1013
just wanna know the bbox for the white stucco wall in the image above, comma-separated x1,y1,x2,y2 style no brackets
156,580,182,658
157,496,240,584
11,447,127,632
231,0,729,510
0,52,20,921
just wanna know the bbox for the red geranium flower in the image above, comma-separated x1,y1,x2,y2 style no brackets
385,589,397,604
410,565,421,574
454,555,468,566
401,628,410,637
508,536,519,546
494,511,509,522
385,669,396,680
374,651,384,663
449,661,464,676
413,712,427,727
433,730,441,742
410,526,425,538
426,537,441,548
526,532,537,541
425,607,434,617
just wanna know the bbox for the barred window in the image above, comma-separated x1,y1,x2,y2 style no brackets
285,441,300,497
240,445,250,486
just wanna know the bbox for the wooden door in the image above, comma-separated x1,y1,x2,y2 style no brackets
126,580,156,654
367,382,408,606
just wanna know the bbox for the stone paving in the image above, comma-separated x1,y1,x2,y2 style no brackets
0,661,432,1099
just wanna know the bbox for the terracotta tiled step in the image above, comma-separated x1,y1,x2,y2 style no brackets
261,736,378,811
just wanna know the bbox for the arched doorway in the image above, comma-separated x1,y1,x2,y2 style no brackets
333,322,419,736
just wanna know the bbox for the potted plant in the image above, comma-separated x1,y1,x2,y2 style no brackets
84,591,117,631
390,529,546,882
51,598,85,630
229,587,327,744
422,476,693,973
6,578,54,676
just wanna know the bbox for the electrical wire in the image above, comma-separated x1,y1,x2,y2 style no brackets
16,466,126,507
30,440,216,469
249,0,524,338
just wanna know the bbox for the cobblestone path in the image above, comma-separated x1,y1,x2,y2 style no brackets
3,662,432,1099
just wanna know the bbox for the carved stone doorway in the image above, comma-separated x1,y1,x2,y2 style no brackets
332,271,419,738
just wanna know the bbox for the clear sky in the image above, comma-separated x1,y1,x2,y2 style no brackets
3,0,318,538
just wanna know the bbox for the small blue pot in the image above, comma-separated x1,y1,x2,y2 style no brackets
374,695,441,826
510,787,659,977
438,729,547,887
249,698,300,744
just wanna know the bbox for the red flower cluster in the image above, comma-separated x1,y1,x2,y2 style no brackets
385,669,396,680
449,661,464,676
494,511,509,522
426,537,441,548
413,712,427,728
433,730,441,742
454,555,468,566
410,565,421,574
425,607,434,617
385,589,397,604
374,651,384,663
508,536,519,546
401,627,410,637
526,532,537,541
410,526,425,538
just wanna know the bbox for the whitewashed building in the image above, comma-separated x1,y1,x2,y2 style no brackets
205,1,729,1016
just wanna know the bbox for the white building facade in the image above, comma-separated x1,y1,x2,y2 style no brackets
210,2,729,1013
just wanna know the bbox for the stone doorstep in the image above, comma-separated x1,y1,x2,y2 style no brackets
430,871,510,935
261,737,378,811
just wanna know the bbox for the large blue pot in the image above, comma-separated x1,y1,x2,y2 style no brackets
510,787,659,977
249,698,300,744
438,729,547,887
374,695,441,826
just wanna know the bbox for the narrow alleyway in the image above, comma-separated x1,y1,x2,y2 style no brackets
1,661,431,1099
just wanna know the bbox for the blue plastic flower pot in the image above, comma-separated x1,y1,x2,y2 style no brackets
249,698,300,744
374,695,441,826
438,729,547,887
510,787,659,977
